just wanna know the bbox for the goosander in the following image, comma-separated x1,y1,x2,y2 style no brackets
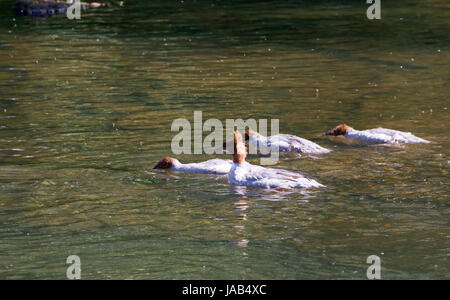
153,157,233,174
228,132,325,189
325,124,431,144
245,129,331,155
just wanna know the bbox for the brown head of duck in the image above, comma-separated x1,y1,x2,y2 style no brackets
153,157,176,169
233,131,247,164
325,124,351,136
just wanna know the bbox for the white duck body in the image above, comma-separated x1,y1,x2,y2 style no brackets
172,159,233,174
154,158,233,174
228,162,325,189
248,131,331,155
345,128,431,144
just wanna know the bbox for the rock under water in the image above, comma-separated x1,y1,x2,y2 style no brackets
13,0,100,17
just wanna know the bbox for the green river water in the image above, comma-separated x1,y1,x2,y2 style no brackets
0,0,448,279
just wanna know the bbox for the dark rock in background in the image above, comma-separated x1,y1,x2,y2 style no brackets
13,0,99,17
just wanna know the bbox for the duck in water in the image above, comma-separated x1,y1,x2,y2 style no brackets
325,124,431,145
245,129,331,156
153,157,233,175
228,131,325,189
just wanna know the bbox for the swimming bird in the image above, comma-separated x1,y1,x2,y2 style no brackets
325,124,431,144
153,157,233,174
228,131,325,189
245,129,332,155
